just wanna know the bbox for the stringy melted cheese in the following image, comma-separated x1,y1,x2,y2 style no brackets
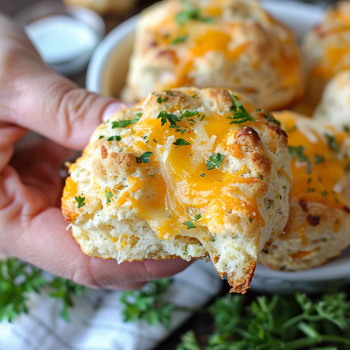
275,111,350,209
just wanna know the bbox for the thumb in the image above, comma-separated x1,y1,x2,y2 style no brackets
0,13,132,150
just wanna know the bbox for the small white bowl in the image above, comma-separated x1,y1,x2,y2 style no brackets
86,1,350,293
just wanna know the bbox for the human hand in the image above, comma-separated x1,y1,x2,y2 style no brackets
0,13,190,290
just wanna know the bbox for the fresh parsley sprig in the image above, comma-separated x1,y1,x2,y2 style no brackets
289,146,312,174
158,110,181,127
206,153,225,170
0,259,86,323
173,138,191,147
176,1,214,26
228,94,256,124
112,113,142,129
136,152,153,164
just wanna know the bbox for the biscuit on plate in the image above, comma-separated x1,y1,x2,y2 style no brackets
259,111,350,271
302,1,350,106
62,87,292,293
124,0,303,111
313,70,350,131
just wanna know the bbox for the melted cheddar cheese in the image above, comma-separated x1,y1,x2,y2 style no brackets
276,111,350,209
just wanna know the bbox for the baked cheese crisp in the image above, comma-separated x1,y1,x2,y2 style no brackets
62,88,291,293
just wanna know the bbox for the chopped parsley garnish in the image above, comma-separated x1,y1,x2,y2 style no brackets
346,163,350,172
153,139,159,143
307,178,312,184
136,152,153,164
143,136,149,143
248,217,253,224
228,94,256,124
98,135,105,139
180,110,199,119
157,96,169,104
256,108,281,126
288,146,311,174
192,94,199,98
105,190,113,204
170,125,187,134
107,135,121,142
173,138,191,147
112,113,142,128
75,195,85,209
165,90,174,96
314,154,325,164
200,173,205,177
183,221,196,229
322,191,328,196
206,153,225,170
176,2,214,26
210,235,216,242
200,115,205,121
171,35,188,45
325,134,340,153
157,110,180,126
343,125,350,132
194,214,201,222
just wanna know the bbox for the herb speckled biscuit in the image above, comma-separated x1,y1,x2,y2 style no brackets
260,111,350,271
123,0,303,110
62,87,291,293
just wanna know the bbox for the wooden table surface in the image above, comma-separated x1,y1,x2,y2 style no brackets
0,1,338,349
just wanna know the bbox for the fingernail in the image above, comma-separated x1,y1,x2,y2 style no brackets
102,102,135,122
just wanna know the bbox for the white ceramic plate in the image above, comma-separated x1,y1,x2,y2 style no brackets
86,1,350,293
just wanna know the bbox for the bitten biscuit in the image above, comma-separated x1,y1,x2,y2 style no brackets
124,0,303,110
302,1,350,106
62,87,292,293
260,111,350,271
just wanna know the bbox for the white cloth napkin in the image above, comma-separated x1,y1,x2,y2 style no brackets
0,260,222,350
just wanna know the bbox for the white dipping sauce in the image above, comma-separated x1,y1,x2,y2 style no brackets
25,15,100,64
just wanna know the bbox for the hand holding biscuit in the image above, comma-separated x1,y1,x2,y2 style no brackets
0,13,190,289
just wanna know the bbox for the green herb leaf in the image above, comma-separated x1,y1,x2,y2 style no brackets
75,195,85,209
173,138,191,147
289,146,312,174
157,110,180,126
206,153,225,170
325,134,340,153
105,190,113,204
136,152,153,164
171,35,189,45
98,135,105,139
315,154,325,164
200,173,205,177
157,96,169,104
228,94,256,124
183,221,196,229
256,108,281,126
107,135,121,142
176,2,214,26
112,114,142,128
180,110,199,119
194,214,201,221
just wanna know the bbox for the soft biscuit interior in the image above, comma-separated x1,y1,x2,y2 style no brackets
62,87,292,293
260,111,350,271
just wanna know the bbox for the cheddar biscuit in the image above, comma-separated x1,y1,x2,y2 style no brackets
313,71,350,131
62,87,292,293
124,0,303,110
302,1,350,106
259,111,350,271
